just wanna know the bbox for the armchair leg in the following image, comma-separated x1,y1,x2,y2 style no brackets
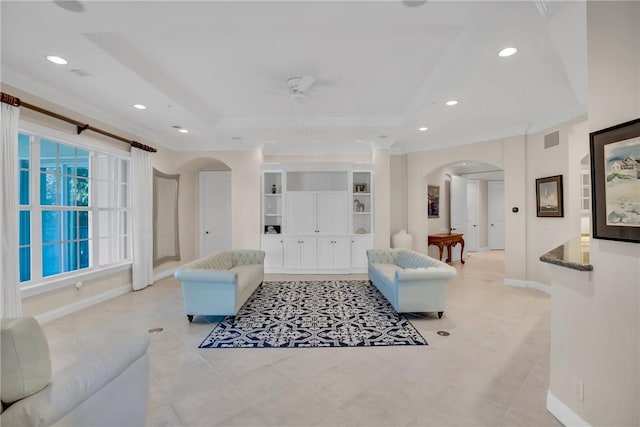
438,311,444,319
187,315,194,323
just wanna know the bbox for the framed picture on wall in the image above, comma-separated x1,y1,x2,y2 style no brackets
536,175,564,217
427,185,440,218
590,118,640,243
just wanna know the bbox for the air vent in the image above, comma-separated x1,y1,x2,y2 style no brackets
544,131,559,149
70,69,91,77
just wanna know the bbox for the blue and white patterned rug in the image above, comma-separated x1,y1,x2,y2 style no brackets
199,280,427,348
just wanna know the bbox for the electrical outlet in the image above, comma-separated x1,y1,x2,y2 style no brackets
573,377,584,402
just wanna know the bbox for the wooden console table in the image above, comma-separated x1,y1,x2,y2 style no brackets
428,233,465,264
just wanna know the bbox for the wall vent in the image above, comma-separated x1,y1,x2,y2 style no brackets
544,131,560,149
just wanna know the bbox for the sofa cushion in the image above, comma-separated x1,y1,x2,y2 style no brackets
371,263,403,284
1,317,52,404
231,264,263,294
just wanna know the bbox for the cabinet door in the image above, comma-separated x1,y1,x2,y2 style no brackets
316,237,334,269
351,236,375,270
262,236,284,270
317,194,347,234
299,238,317,269
333,237,351,270
287,194,317,234
284,237,302,268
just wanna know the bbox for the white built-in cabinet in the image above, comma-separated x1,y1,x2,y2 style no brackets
261,163,374,273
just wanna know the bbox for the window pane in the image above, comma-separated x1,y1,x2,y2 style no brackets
63,211,78,241
121,161,129,183
79,211,89,239
79,240,90,268
19,211,30,245
42,210,60,243
77,149,90,173
19,134,30,205
63,241,78,272
18,133,30,160
40,173,58,205
40,139,59,173
76,178,89,206
19,169,29,205
63,174,76,206
42,244,61,277
19,247,31,282
58,144,75,174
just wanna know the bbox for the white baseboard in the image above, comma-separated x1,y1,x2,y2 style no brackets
154,268,176,281
477,247,490,252
35,284,132,324
547,390,590,426
504,278,551,295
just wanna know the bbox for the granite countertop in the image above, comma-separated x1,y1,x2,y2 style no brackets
540,235,593,272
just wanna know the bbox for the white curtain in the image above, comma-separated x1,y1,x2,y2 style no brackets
131,147,153,291
1,102,22,317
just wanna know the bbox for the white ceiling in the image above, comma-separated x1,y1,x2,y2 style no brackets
1,1,587,156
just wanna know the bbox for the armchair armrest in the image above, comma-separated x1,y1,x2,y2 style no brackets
1,336,149,427
174,268,236,283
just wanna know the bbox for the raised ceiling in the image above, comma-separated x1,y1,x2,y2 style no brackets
0,1,587,155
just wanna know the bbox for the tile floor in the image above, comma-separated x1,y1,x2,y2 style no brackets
42,251,562,426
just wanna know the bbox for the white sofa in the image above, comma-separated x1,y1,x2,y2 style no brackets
173,250,265,321
367,248,457,316
1,317,150,427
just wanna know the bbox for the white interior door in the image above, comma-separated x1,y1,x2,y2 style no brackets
466,180,480,252
488,181,505,250
450,175,467,261
199,171,232,257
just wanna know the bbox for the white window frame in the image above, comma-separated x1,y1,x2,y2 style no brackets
18,121,133,298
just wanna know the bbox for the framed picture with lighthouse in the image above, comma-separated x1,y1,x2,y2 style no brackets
536,175,564,218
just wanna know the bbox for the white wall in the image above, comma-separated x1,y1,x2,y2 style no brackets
373,149,391,248
525,118,588,285
548,3,640,425
389,154,408,235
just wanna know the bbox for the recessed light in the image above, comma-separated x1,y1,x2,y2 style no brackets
232,136,242,141
178,129,189,134
133,104,147,110
418,127,429,132
498,47,518,58
445,100,458,106
46,55,68,65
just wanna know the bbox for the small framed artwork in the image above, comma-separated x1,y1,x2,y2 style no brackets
264,225,281,234
590,118,640,243
536,175,564,217
427,185,440,218
354,183,367,193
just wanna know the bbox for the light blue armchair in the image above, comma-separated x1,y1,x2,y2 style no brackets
173,250,265,321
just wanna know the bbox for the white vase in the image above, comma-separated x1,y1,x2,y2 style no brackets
391,230,413,249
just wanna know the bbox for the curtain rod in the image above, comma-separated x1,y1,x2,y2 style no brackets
1,91,157,153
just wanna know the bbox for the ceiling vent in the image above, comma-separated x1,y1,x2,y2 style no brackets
544,131,559,149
